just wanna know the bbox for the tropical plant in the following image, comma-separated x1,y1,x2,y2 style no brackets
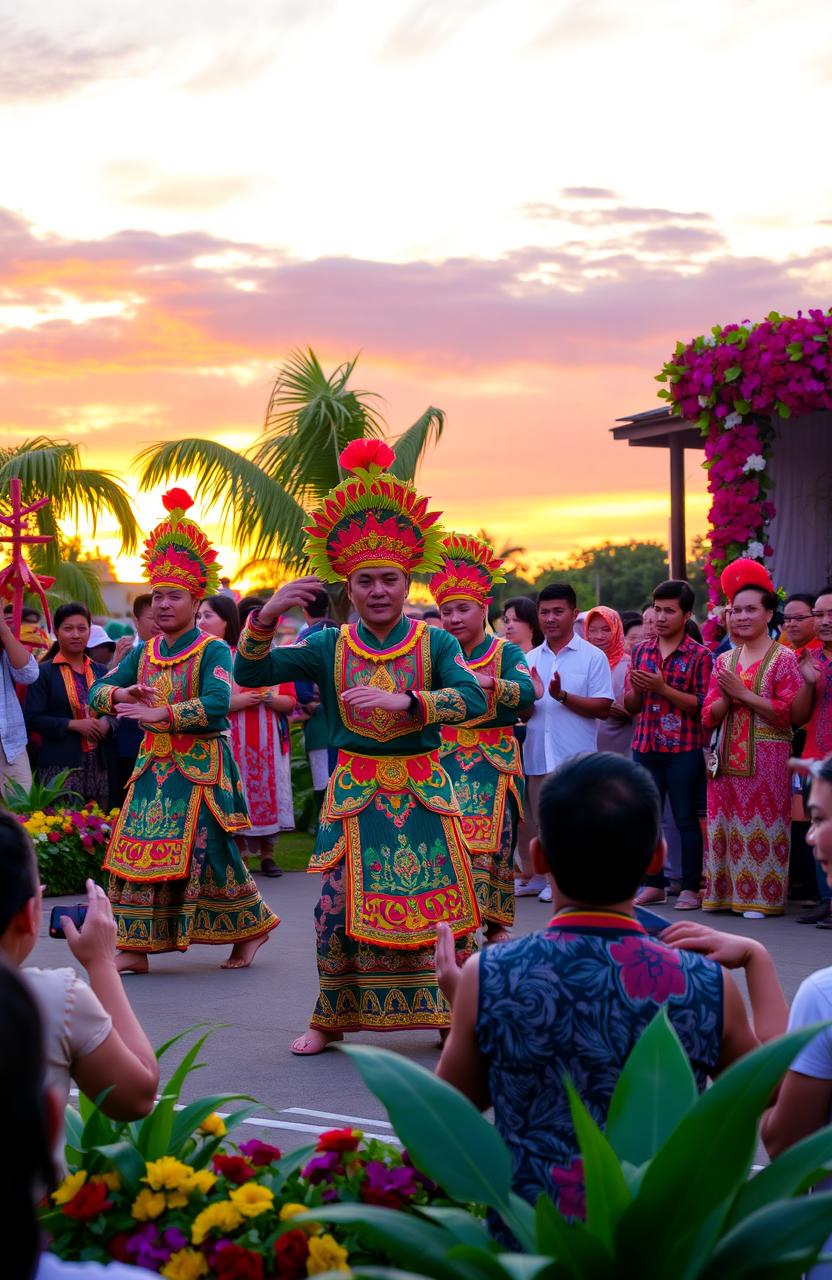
1,767,82,814
43,1027,454,1276
296,1013,832,1280
0,438,139,613
135,348,445,570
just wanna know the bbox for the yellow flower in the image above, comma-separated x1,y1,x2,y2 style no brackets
228,1182,274,1218
306,1233,350,1275
280,1202,319,1234
191,1200,244,1245
131,1189,167,1221
144,1156,196,1191
199,1112,227,1136
165,1190,190,1209
52,1170,87,1205
188,1169,217,1195
161,1248,209,1280
92,1171,121,1192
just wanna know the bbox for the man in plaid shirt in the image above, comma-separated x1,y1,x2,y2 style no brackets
624,580,712,911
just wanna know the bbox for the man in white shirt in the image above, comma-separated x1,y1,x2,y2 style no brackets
522,583,613,901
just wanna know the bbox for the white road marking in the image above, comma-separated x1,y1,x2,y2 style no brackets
67,1090,400,1145
284,1107,393,1128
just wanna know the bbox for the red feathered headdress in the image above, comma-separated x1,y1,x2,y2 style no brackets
429,532,505,609
303,441,444,582
141,488,221,598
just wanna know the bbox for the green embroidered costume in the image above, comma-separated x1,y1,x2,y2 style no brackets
90,629,278,953
440,636,534,927
235,612,486,1031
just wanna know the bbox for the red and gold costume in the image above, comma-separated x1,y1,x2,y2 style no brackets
90,490,277,952
235,442,486,1032
430,534,535,928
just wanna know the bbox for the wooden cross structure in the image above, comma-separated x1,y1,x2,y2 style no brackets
0,477,55,635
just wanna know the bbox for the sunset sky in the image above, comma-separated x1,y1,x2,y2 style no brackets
3,0,831,583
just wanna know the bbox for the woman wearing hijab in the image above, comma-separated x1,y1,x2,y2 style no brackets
585,606,633,756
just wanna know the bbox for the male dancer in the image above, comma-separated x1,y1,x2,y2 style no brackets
235,439,486,1053
90,489,277,972
431,533,534,941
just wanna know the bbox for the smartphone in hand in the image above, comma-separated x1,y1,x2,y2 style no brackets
49,904,88,939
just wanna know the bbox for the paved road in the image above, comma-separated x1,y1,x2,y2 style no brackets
30,874,832,1152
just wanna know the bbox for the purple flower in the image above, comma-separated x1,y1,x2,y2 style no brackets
126,1224,187,1269
301,1150,342,1184
365,1161,419,1197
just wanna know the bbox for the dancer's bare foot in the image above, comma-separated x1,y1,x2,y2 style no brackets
116,951,149,975
221,933,270,969
290,1028,343,1056
484,927,512,945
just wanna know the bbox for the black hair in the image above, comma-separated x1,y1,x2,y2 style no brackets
621,613,644,636
133,592,153,619
0,813,38,937
305,588,331,619
199,594,241,647
537,583,577,610
503,595,544,647
238,596,266,628
652,579,695,614
537,754,662,903
21,608,40,624
733,584,778,612
684,619,703,643
43,601,91,662
0,962,54,1279
785,592,817,610
422,607,441,621
813,756,832,787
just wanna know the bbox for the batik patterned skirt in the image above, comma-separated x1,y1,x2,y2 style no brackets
108,804,279,952
703,739,792,915
311,861,474,1032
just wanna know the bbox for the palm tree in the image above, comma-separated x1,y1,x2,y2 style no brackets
136,349,445,571
0,438,139,613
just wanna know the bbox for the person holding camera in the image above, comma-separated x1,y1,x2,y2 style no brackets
0,607,39,795
0,813,159,1166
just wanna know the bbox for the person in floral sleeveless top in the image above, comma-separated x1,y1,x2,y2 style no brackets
436,753,785,1234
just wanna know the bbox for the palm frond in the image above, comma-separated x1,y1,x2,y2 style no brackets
389,408,445,481
135,438,307,567
59,469,139,553
256,348,386,500
43,559,106,614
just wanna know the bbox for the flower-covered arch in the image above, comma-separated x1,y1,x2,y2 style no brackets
657,308,832,642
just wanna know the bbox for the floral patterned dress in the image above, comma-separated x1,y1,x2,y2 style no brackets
228,655,296,837
477,910,723,1235
703,643,801,915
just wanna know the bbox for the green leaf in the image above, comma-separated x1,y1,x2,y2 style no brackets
154,1024,211,1062
265,1143,317,1191
726,1124,832,1226
615,1025,827,1280
776,401,792,418
339,1045,530,1246
294,1204,464,1280
93,1141,145,1192
606,1011,697,1166
534,1195,613,1278
389,407,445,481
168,1094,254,1152
724,365,742,381
564,1079,630,1249
733,398,750,415
699,1193,832,1279
417,1206,495,1248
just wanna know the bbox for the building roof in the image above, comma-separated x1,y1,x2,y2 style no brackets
611,407,705,450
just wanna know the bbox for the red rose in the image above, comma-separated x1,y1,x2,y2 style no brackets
339,439,395,475
273,1229,310,1279
212,1242,265,1280
212,1154,255,1184
162,487,194,513
238,1138,282,1166
48,830,61,843
316,1127,362,1153
62,1181,111,1221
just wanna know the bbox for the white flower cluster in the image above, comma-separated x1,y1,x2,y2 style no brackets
742,454,766,473
745,541,766,560
723,412,743,431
